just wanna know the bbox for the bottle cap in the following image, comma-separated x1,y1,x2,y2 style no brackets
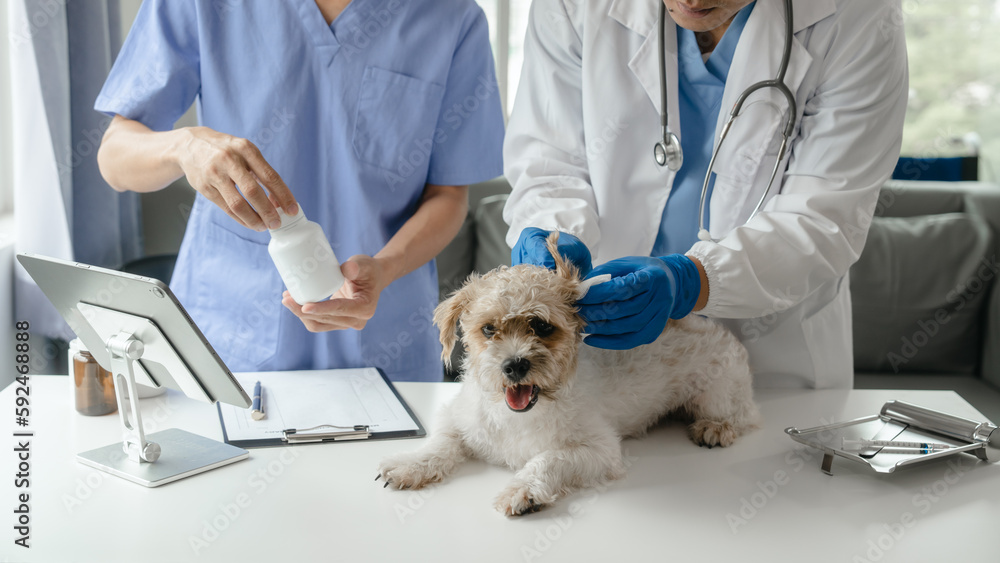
271,207,306,231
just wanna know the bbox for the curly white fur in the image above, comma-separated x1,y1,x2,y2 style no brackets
379,235,760,516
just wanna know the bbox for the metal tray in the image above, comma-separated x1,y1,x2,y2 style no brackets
785,401,998,475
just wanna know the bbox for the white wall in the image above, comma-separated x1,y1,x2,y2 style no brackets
119,0,141,38
1,1,14,215
0,217,12,391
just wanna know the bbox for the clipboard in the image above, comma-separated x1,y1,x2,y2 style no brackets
216,368,426,448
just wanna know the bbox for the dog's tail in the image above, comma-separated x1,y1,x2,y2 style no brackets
545,232,581,282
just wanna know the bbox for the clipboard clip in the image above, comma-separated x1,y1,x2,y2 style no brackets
281,424,371,444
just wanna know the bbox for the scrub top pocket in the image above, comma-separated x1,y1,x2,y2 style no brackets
190,216,284,371
352,66,445,172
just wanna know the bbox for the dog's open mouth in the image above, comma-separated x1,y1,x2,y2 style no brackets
505,384,540,412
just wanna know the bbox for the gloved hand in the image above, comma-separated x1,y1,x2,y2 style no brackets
577,255,701,350
511,227,593,277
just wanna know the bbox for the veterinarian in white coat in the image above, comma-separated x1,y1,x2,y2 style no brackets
503,0,909,388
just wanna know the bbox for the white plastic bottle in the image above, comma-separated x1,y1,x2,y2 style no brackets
267,208,345,305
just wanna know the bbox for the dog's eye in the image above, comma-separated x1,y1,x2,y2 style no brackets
529,318,555,338
481,324,497,339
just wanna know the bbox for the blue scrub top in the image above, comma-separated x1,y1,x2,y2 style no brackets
96,0,505,381
651,3,755,257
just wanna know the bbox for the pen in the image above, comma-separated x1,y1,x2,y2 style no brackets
842,438,951,453
251,381,266,421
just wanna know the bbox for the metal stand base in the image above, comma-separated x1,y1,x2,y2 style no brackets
77,428,248,488
70,309,250,488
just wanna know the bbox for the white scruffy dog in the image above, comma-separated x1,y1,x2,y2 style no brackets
378,234,760,516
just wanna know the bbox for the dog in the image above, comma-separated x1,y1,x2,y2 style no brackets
378,233,760,516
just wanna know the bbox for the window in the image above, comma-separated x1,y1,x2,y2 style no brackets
483,1,1000,182
477,0,531,118
900,0,999,180
1,3,15,215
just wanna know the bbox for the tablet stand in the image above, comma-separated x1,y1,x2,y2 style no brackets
74,303,249,487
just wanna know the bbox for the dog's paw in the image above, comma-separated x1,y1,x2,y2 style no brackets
493,481,552,517
689,419,741,448
377,453,448,491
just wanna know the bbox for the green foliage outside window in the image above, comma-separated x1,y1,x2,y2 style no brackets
902,0,999,179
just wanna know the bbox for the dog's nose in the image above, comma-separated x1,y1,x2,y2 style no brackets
502,358,531,382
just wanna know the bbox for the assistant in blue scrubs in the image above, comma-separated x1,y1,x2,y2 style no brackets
95,0,505,381
652,2,755,257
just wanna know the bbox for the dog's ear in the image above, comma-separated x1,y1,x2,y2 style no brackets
433,279,475,369
545,232,611,302
545,232,581,282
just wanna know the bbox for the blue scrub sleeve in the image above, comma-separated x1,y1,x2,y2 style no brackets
94,0,200,132
426,8,505,187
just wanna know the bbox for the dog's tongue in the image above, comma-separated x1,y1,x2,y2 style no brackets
505,385,533,411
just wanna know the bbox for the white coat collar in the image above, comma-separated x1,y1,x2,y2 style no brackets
608,0,837,126
607,0,836,38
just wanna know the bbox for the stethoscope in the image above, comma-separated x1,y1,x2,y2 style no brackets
654,0,797,242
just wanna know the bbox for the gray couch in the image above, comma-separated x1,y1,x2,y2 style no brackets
439,179,1000,422
851,181,1000,422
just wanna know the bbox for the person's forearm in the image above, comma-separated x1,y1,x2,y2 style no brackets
375,184,469,284
97,115,187,193
688,256,710,312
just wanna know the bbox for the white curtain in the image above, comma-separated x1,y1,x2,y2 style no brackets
9,0,142,340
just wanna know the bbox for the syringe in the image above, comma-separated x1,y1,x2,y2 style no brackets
842,438,951,453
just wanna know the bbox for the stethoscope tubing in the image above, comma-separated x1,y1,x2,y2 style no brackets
654,0,798,243
655,1,683,171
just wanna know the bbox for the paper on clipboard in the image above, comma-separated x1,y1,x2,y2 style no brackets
218,368,421,444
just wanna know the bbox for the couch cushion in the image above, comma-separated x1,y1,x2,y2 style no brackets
854,373,1000,425
437,209,476,302
851,212,994,375
474,194,512,274
876,181,968,218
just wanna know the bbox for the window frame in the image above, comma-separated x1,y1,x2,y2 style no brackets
1,3,15,216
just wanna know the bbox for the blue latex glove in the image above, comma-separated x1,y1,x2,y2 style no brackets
511,227,593,277
577,255,701,350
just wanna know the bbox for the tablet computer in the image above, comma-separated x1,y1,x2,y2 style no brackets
17,253,250,408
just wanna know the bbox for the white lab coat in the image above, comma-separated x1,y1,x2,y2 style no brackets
503,0,909,388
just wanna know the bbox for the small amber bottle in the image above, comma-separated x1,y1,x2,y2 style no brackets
73,349,117,416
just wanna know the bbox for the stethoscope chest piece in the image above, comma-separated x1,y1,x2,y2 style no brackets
654,131,683,171
653,0,796,243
